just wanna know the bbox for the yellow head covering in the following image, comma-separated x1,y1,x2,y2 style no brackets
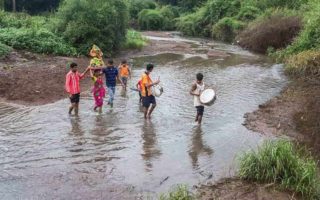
89,44,103,58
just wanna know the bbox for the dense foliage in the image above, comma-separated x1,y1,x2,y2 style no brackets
128,0,157,19
212,17,244,43
239,140,320,199
137,5,178,30
54,0,128,55
0,10,76,55
0,42,11,58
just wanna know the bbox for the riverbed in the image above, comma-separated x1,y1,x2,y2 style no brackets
0,35,287,199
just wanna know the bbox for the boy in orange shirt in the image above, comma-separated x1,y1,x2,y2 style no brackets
118,59,131,90
141,64,160,119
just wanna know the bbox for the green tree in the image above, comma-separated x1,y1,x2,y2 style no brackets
55,0,128,55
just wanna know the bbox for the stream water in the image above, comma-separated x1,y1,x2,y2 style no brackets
0,35,287,199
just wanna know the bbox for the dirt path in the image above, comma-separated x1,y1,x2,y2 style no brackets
0,32,194,106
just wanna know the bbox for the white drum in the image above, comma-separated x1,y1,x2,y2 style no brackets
200,89,216,106
152,85,163,97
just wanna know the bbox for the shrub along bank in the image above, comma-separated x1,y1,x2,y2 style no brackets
0,0,144,56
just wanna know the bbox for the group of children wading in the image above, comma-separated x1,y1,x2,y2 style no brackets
65,45,207,124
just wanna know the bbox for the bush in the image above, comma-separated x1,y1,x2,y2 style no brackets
277,0,320,58
129,0,157,19
55,0,128,55
237,11,302,53
138,9,164,30
0,10,47,29
123,29,147,50
0,28,76,55
236,6,261,21
203,0,241,25
285,50,320,77
160,5,179,30
159,185,195,200
0,42,12,58
239,139,320,199
176,7,207,36
177,0,241,37
212,17,245,43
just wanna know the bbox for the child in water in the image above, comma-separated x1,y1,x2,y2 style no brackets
190,73,205,125
118,59,131,90
90,69,106,113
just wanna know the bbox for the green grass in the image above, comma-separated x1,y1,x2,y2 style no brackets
239,139,320,199
285,50,320,77
123,29,147,50
0,42,12,58
159,185,195,200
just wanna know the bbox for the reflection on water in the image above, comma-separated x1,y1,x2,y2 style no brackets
188,126,213,169
0,36,288,199
141,121,161,171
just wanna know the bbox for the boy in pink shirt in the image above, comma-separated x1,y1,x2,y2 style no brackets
65,62,89,115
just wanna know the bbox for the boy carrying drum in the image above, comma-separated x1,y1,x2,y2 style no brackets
190,73,205,125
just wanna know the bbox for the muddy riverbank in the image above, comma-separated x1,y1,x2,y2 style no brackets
244,78,320,156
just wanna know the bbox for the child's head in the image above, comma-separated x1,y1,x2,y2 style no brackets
121,59,127,65
94,69,102,77
196,73,204,83
146,63,154,72
70,62,78,72
107,59,114,66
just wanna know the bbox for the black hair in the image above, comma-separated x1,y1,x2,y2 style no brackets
121,59,127,64
108,59,114,65
196,73,203,81
146,63,154,71
70,62,78,68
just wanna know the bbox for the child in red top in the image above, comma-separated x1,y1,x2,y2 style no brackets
90,69,106,113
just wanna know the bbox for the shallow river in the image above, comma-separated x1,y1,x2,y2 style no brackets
0,36,287,199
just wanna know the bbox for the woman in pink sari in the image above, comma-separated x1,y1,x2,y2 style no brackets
90,69,106,113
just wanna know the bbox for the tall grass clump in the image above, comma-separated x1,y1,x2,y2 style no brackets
0,42,12,58
123,29,147,50
285,50,320,78
159,185,195,200
239,139,320,199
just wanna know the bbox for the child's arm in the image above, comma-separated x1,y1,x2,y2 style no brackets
128,67,132,79
89,68,94,78
190,83,199,96
79,66,90,78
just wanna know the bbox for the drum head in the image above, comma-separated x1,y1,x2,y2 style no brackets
152,85,163,97
200,89,215,104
